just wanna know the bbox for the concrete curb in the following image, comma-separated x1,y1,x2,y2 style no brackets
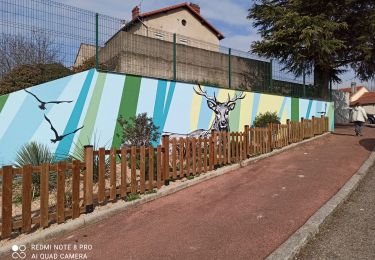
266,145,375,260
0,133,330,255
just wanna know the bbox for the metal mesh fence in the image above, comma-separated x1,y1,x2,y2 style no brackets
0,0,325,100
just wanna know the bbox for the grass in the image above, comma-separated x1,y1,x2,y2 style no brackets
145,189,157,195
125,193,141,201
186,175,194,180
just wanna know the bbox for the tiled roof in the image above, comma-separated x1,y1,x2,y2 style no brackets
350,92,375,105
126,2,224,40
339,86,365,93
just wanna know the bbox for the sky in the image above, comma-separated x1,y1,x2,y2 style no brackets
55,0,374,90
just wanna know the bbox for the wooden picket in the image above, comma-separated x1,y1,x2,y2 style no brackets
0,117,330,239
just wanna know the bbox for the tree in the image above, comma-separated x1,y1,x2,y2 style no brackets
253,111,280,127
248,0,375,98
0,30,61,79
117,113,160,147
0,63,72,95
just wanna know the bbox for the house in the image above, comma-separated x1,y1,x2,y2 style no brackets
350,92,375,115
74,44,97,68
339,85,368,103
124,3,224,47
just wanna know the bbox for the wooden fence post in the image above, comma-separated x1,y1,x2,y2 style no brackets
57,161,66,224
2,165,13,238
84,145,94,213
244,125,249,158
301,117,305,140
286,119,290,144
40,163,49,228
268,123,273,151
162,135,170,185
209,130,215,170
22,165,32,233
312,116,315,135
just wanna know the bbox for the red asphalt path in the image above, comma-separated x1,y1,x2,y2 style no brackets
21,126,375,259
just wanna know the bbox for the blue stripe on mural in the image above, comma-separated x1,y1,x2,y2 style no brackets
278,97,287,120
152,80,176,144
54,69,95,158
306,99,313,119
197,86,218,130
163,83,194,134
250,93,261,126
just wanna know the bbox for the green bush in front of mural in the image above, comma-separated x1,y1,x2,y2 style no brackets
253,111,280,128
14,141,56,199
0,63,72,95
117,113,160,147
117,113,160,174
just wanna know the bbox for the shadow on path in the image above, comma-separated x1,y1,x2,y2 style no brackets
359,138,375,152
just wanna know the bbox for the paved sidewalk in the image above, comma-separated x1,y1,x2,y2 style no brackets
14,126,375,260
296,163,375,260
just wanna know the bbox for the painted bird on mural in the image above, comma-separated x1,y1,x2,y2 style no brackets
24,89,73,110
44,114,84,143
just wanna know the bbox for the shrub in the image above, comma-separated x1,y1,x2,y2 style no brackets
253,111,280,128
117,113,160,147
14,142,56,198
0,63,72,95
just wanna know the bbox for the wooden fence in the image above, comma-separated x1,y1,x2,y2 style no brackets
0,116,329,239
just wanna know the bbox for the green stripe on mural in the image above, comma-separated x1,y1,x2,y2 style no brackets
73,73,107,153
291,97,299,122
111,75,142,148
328,102,335,131
229,91,242,132
0,94,9,113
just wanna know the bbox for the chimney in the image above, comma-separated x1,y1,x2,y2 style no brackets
351,81,357,94
189,3,200,14
132,6,140,19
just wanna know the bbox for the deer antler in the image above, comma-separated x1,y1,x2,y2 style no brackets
227,91,246,104
193,84,217,103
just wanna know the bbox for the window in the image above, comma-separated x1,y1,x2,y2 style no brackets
181,19,187,26
154,32,164,40
180,38,189,45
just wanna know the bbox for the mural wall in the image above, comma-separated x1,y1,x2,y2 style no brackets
0,69,334,166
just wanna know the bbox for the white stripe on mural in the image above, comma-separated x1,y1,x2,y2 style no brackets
90,73,126,148
136,77,158,117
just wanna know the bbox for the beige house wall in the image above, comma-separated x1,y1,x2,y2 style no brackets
363,104,375,115
129,9,220,51
74,44,96,67
350,87,368,102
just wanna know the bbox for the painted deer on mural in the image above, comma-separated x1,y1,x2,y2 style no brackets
164,85,246,139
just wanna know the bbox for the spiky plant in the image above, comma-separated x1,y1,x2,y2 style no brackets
67,133,111,183
14,142,55,198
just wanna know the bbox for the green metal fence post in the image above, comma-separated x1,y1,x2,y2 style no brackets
95,13,99,70
173,33,176,81
303,69,306,98
228,48,231,88
269,59,273,92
